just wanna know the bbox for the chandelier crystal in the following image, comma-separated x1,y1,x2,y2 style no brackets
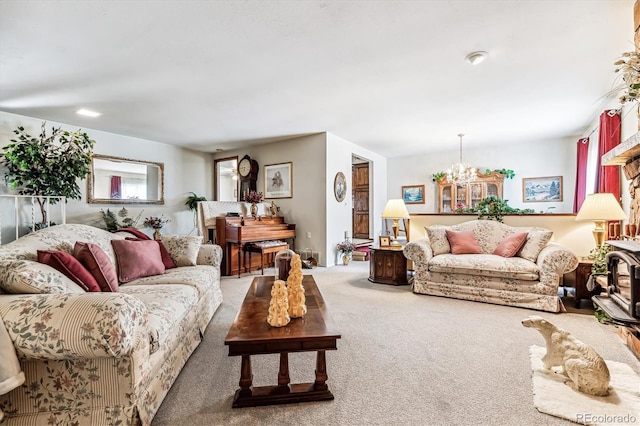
445,134,476,185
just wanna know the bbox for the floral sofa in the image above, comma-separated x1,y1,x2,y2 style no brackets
403,220,578,312
0,224,223,425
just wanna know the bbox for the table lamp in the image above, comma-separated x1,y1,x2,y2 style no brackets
575,193,627,247
382,199,410,246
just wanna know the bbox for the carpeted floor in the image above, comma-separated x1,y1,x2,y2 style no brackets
152,262,640,426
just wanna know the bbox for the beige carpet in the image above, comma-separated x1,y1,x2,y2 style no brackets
529,345,640,426
152,262,640,426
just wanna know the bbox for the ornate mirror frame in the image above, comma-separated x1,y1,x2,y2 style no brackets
87,154,165,205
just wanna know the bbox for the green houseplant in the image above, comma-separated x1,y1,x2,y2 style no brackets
1,122,95,226
456,196,534,222
185,192,206,211
99,208,143,232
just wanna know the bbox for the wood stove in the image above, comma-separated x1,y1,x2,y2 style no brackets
592,240,640,325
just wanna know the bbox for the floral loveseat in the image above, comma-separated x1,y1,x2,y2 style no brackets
0,224,223,425
403,220,578,312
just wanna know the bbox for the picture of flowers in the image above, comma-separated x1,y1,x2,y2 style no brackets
522,176,563,202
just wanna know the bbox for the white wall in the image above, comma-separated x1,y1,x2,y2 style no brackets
0,111,213,238
388,137,576,214
325,132,387,266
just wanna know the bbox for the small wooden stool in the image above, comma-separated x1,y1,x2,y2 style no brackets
245,241,289,275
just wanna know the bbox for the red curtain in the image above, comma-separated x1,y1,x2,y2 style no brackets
573,138,590,213
110,176,122,199
595,110,621,198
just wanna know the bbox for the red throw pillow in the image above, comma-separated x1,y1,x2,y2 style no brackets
493,232,528,258
37,250,101,292
111,239,166,283
125,237,176,269
116,228,151,240
74,242,119,292
445,230,483,254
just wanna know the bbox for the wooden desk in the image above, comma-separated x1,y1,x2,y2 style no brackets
224,275,341,408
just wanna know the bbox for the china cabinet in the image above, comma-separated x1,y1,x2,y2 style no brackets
436,171,505,213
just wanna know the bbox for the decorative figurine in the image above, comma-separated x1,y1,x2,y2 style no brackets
267,280,290,327
270,201,278,216
287,253,307,318
522,315,610,396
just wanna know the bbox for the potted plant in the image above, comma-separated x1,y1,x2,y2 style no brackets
1,122,95,227
144,215,171,240
336,240,356,265
458,196,534,222
100,207,143,232
245,190,264,218
185,192,206,234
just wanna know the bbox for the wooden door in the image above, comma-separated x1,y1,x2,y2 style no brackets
352,163,369,239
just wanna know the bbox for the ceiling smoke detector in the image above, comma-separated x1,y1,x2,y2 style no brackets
465,51,488,65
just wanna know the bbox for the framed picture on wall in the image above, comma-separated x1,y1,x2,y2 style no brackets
522,176,563,202
264,162,293,199
402,185,425,204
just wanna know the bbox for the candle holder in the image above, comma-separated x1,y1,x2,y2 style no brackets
274,249,296,282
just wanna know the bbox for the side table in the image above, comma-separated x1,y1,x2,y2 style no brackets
368,245,408,285
573,258,600,308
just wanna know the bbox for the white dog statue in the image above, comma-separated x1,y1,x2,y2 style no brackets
522,315,610,396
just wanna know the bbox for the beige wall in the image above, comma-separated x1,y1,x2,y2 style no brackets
409,214,595,258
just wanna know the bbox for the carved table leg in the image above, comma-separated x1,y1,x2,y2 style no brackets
239,355,253,397
314,350,328,391
276,352,291,394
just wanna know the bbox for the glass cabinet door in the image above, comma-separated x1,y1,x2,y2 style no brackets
441,185,453,212
486,183,498,198
456,185,467,209
470,183,483,209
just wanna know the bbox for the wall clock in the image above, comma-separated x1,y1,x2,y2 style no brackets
334,172,346,202
238,154,259,201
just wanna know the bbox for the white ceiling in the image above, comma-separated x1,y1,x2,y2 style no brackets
0,0,634,158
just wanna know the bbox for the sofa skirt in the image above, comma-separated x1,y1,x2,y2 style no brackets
413,279,561,313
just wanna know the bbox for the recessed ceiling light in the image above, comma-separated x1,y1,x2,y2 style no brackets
76,108,101,117
465,51,489,65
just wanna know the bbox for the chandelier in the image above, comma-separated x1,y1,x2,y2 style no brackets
445,134,476,185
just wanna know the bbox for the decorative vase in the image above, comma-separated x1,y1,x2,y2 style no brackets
251,202,258,218
153,228,162,240
342,253,351,265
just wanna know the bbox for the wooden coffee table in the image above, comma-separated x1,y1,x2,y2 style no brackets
224,275,341,408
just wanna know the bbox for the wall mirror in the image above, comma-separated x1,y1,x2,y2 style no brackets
87,154,164,204
214,156,238,201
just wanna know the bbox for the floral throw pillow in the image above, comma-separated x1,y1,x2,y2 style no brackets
160,235,203,267
518,230,553,262
425,226,451,255
0,259,85,294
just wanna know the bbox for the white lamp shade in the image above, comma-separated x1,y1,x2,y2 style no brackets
382,199,410,219
575,193,627,221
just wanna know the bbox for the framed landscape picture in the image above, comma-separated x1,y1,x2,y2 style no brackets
522,176,563,202
402,185,425,204
264,162,293,199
